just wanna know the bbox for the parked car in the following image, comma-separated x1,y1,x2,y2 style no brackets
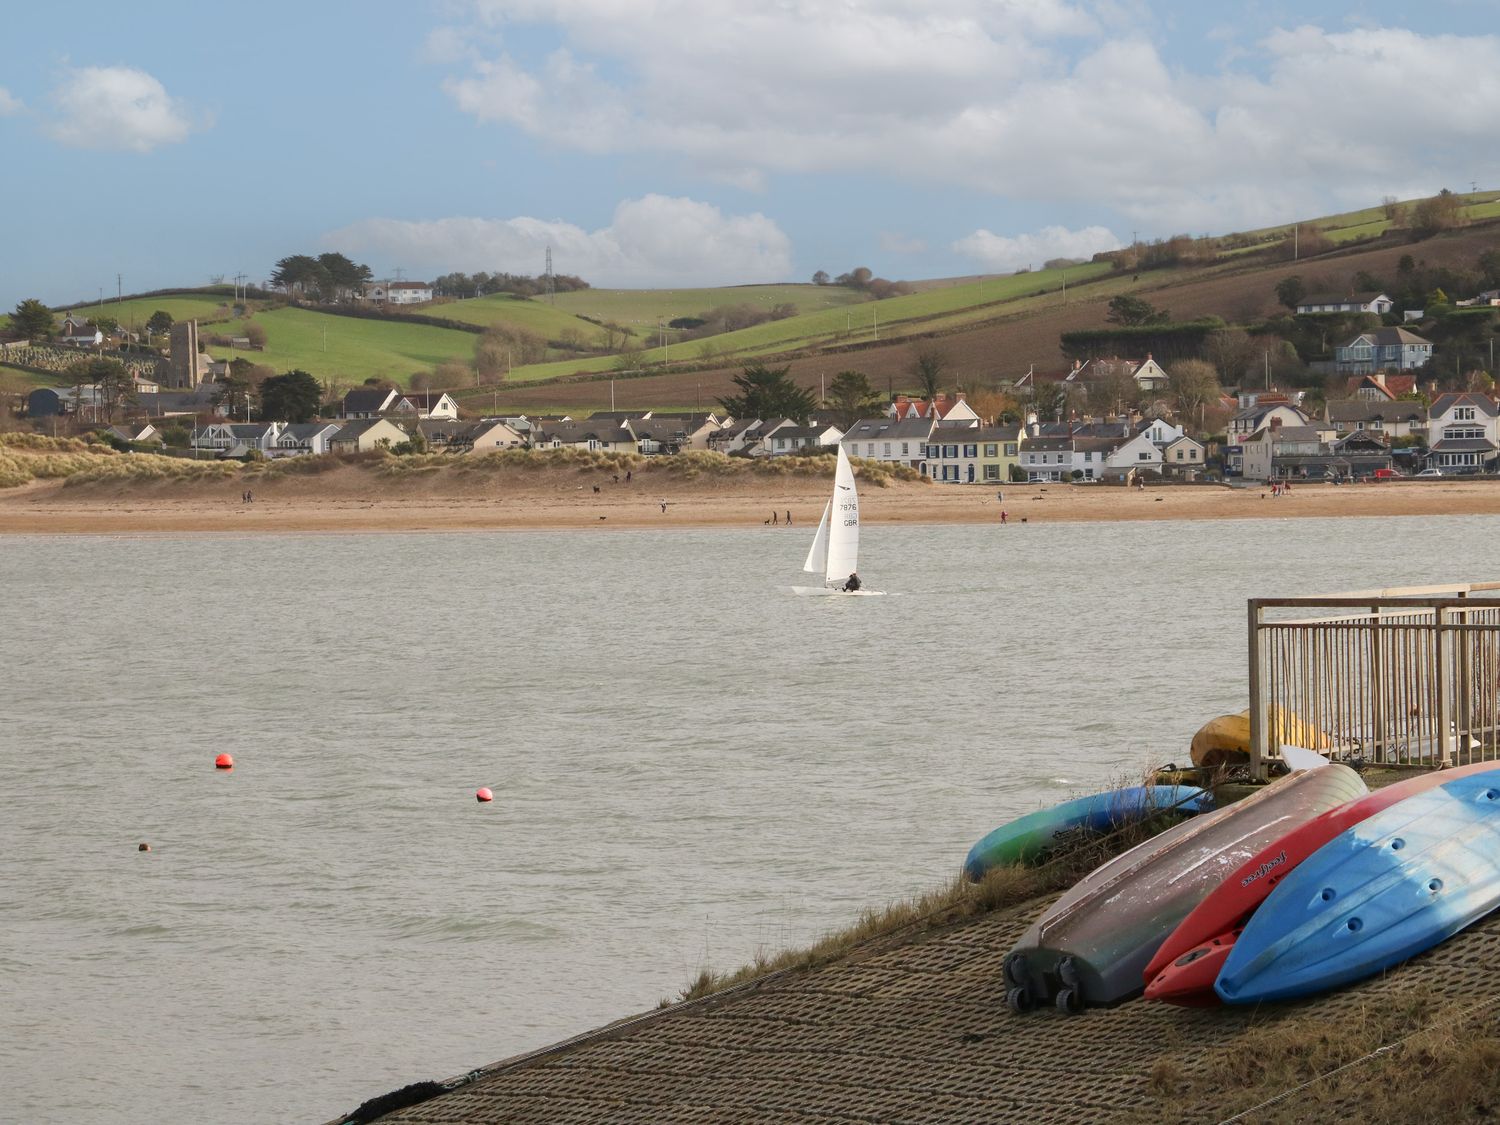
1373,468,1403,480
1416,468,1444,478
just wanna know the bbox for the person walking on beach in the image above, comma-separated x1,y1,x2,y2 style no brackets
786,510,791,526
1000,509,1007,525
660,498,667,513
626,470,632,483
772,510,778,524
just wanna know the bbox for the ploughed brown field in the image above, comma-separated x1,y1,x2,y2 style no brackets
484,226,1500,414
3,465,1499,535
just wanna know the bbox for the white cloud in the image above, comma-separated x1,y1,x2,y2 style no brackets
434,5,1500,234
47,66,194,152
0,87,21,116
953,225,1121,271
324,195,793,286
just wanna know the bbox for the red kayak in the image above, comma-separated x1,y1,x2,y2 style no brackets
1143,759,1500,1005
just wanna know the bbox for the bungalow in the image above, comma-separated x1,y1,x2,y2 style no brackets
327,418,409,453
419,418,526,454
839,417,937,469
760,421,844,457
630,412,722,451
1295,292,1393,315
530,420,636,453
922,424,1023,483
1335,328,1434,375
270,422,343,457
1425,393,1500,474
361,281,434,305
1128,356,1170,393
1102,431,1164,475
192,422,284,457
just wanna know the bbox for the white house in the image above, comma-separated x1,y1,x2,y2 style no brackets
1102,431,1163,475
1325,399,1426,441
839,417,937,468
362,280,434,305
328,418,410,452
271,422,343,457
530,420,636,453
1128,356,1170,393
1426,392,1500,473
1227,403,1311,475
192,422,284,457
1137,417,1185,446
1295,292,1394,315
762,422,844,456
400,391,460,420
58,314,103,348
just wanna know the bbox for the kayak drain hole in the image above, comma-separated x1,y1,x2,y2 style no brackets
1390,838,1405,851
1429,878,1444,892
1487,790,1499,801
1321,888,1336,901
1347,917,1363,932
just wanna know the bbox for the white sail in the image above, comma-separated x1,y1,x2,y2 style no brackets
803,501,831,574
824,445,859,584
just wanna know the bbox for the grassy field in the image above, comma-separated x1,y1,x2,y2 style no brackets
53,294,242,330
213,307,478,383
412,294,610,344
493,262,1115,384
549,283,869,328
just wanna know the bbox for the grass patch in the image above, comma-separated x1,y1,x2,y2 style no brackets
210,307,479,384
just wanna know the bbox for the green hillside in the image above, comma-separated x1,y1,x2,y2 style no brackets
214,307,477,382
413,294,609,343
550,283,868,327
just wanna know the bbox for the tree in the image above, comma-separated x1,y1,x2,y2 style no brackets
316,252,373,298
66,357,133,423
908,346,950,402
259,370,322,423
1086,366,1141,416
215,367,255,420
824,370,883,429
811,270,830,286
718,363,817,424
1166,359,1221,424
1275,276,1306,311
270,254,328,297
1410,189,1465,239
145,310,174,339
1203,327,1256,386
10,298,55,340
1105,295,1169,326
243,322,268,348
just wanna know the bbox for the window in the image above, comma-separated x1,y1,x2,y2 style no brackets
984,464,999,480
944,445,959,458
901,442,909,455
867,443,875,456
984,444,997,457
1005,443,1017,456
883,442,891,456
1139,451,1150,460
1456,406,1477,421
963,445,977,458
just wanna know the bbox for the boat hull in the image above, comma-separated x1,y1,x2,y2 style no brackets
788,586,887,597
963,785,1212,880
1145,759,1500,1005
1003,765,1367,1012
1216,771,1500,1005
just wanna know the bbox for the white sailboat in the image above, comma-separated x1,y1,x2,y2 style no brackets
790,445,886,596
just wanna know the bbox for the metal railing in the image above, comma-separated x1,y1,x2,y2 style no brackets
1248,582,1500,779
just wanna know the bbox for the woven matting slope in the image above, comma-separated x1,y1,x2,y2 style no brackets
360,896,1500,1124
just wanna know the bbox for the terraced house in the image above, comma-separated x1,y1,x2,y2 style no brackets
1426,392,1500,473
923,424,1022,483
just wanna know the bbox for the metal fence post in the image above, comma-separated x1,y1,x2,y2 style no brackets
1436,605,1453,767
1248,600,1266,780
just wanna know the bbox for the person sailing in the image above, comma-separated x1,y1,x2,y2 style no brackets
842,572,861,593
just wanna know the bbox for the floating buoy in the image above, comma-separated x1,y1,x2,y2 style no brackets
476,787,493,803
138,842,151,852
215,753,234,770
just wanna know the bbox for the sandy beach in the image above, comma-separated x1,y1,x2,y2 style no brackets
2,465,1498,534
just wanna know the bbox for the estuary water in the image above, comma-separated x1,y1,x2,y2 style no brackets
4,514,1498,1123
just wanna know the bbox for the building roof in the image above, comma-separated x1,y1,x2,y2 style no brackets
1346,327,1433,347
1326,399,1426,423
401,391,452,410
387,280,431,290
536,420,635,444
1429,438,1499,452
331,418,404,442
841,417,935,442
341,388,397,414
1430,392,1499,418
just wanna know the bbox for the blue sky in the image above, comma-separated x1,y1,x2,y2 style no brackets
1,0,1496,309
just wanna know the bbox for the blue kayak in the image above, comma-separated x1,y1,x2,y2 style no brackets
963,784,1213,880
1217,771,1500,1004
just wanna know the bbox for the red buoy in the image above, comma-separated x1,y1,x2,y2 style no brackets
476,787,493,803
215,753,234,770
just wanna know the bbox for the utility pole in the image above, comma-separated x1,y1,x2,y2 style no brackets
1294,224,1299,261
873,308,878,341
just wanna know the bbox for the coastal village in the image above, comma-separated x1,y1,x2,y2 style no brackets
6,300,1498,488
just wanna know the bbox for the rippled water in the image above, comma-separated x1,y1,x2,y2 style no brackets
4,515,1497,1122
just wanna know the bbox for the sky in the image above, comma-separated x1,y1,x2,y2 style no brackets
1,0,1497,309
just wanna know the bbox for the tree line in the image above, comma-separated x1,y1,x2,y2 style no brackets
431,271,590,299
